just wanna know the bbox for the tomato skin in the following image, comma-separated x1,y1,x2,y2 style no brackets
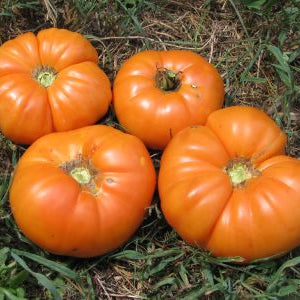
159,106,300,262
113,50,224,150
10,125,156,257
0,28,112,144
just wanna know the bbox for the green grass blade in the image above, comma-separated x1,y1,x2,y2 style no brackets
0,288,26,300
142,253,184,279
86,273,96,299
10,252,61,300
240,44,264,81
115,0,149,48
181,286,207,299
288,48,300,63
9,270,29,289
228,0,250,38
110,250,145,260
153,277,176,289
267,256,300,292
0,247,9,265
11,249,79,281
240,0,267,10
267,45,290,69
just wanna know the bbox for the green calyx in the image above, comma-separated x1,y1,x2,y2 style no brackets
156,68,181,91
59,157,100,195
225,159,260,187
70,167,91,185
37,71,56,88
227,163,252,185
33,66,57,88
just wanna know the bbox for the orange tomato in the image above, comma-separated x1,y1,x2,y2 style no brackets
0,28,112,144
159,106,300,262
113,50,224,150
10,125,156,257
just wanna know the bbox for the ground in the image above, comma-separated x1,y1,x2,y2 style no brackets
0,0,299,299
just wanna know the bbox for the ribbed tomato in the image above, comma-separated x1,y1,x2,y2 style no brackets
159,106,300,262
0,28,112,144
10,125,156,257
113,50,224,150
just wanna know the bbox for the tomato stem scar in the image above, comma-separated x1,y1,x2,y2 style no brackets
32,65,57,88
59,156,99,195
70,167,91,184
225,159,261,187
155,68,181,92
